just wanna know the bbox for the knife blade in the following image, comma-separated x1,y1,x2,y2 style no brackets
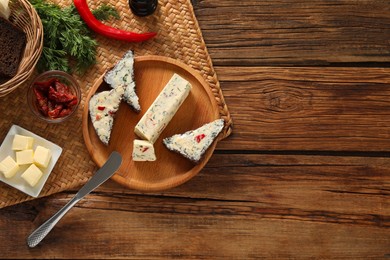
27,151,122,248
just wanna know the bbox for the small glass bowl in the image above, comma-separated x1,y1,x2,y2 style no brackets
27,70,81,123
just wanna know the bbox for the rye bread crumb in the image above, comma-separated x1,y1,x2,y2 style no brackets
0,17,26,79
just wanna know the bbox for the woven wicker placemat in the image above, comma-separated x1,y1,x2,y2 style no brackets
0,0,232,208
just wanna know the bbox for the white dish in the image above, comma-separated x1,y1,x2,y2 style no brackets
0,125,62,197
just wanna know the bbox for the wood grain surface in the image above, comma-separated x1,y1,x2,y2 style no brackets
1,0,390,259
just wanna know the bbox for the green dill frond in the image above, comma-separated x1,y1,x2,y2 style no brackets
38,47,69,73
92,4,120,21
29,0,119,74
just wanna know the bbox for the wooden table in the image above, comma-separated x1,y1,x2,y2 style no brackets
1,0,389,258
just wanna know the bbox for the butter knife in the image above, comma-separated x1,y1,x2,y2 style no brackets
27,151,122,248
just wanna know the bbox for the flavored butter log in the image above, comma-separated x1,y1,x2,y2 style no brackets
134,73,192,143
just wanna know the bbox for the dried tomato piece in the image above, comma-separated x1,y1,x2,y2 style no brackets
33,87,49,116
34,78,57,93
49,86,75,103
67,97,78,108
48,103,63,119
58,108,72,117
54,80,71,94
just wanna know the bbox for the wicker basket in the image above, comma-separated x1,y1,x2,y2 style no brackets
0,0,43,97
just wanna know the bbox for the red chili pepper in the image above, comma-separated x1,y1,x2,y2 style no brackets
141,147,149,153
97,106,105,111
73,0,157,42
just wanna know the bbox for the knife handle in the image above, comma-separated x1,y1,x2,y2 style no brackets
27,195,80,248
26,151,122,248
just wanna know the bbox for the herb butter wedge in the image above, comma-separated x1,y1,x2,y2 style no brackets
104,50,140,112
163,119,224,163
89,85,125,145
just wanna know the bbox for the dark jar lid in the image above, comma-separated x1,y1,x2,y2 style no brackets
129,0,158,17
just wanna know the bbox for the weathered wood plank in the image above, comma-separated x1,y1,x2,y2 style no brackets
215,66,390,151
97,154,390,219
1,197,389,257
0,154,388,258
193,0,390,66
1,205,388,259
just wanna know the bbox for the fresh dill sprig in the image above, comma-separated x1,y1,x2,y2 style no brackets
29,0,119,74
91,4,120,21
39,47,69,72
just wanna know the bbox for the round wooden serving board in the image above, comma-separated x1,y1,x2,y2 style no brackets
82,56,221,191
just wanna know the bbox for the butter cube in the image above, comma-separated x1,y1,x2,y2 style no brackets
33,146,52,168
0,156,19,178
16,149,34,165
12,134,34,150
21,164,43,187
132,140,156,161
